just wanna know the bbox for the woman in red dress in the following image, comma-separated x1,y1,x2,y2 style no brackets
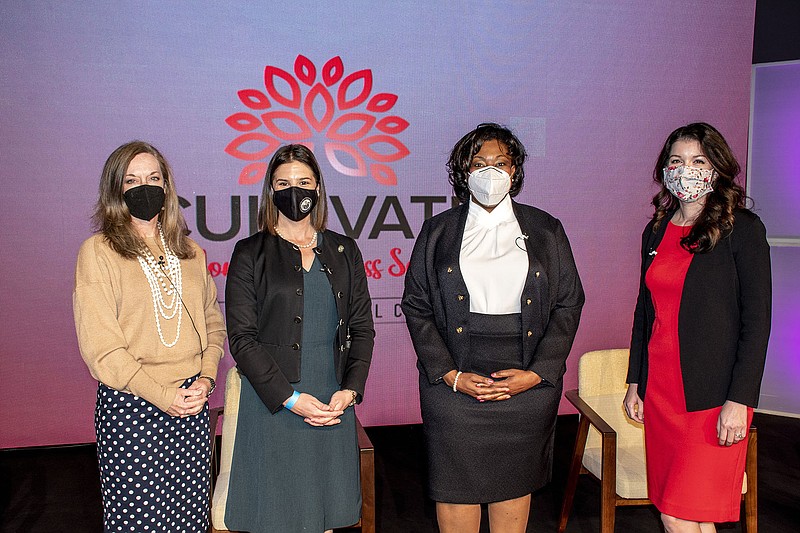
624,123,771,533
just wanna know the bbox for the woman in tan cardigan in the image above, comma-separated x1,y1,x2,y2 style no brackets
73,141,226,532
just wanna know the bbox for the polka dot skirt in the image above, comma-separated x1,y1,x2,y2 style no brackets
94,378,210,532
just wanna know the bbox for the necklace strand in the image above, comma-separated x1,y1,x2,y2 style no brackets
274,226,317,248
136,224,182,347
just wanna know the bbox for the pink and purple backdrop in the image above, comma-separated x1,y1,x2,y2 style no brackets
748,60,800,415
1,1,761,448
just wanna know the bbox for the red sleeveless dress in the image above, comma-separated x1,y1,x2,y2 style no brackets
644,222,752,522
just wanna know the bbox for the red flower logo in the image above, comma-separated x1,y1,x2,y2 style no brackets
225,55,410,186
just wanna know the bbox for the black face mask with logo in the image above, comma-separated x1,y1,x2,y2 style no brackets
123,184,165,221
273,187,318,221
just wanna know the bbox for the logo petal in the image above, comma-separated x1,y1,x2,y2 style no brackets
326,113,376,142
226,112,262,132
294,55,316,86
225,133,280,161
238,89,271,110
304,84,335,132
337,69,373,110
239,162,268,185
260,111,313,141
370,163,398,186
322,56,344,86
375,116,409,135
358,135,410,163
324,142,367,177
264,66,302,108
366,93,398,113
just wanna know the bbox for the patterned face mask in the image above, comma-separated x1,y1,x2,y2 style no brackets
662,165,716,202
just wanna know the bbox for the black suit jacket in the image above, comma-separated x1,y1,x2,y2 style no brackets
402,201,585,386
627,209,771,410
226,230,374,413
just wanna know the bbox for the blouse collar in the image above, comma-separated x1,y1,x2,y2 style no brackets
467,194,515,228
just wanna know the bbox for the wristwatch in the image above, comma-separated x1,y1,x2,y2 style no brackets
199,375,216,396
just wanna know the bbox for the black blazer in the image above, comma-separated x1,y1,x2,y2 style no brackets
402,201,585,386
226,230,374,413
627,209,771,410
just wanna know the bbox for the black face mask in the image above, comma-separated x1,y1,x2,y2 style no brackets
272,187,318,221
123,185,165,221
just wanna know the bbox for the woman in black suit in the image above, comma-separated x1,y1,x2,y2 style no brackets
402,123,584,533
222,144,374,533
624,123,771,533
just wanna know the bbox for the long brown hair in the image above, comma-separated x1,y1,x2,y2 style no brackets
92,141,194,259
258,144,328,233
651,123,746,253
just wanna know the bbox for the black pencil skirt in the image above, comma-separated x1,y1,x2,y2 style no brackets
419,312,562,504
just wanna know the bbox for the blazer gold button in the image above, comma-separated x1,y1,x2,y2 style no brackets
296,288,303,296
292,343,300,350
456,326,463,334
526,298,532,305
338,245,345,252
527,331,533,337
294,316,302,323
293,265,301,272
457,295,464,301
339,318,344,326
337,291,344,298
447,267,453,273
535,271,540,278
340,344,346,352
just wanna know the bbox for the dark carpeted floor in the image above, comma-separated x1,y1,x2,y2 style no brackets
2,413,798,532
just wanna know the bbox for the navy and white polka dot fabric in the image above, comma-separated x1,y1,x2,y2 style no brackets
95,379,210,532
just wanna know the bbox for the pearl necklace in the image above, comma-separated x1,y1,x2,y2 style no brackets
274,226,317,248
136,224,182,348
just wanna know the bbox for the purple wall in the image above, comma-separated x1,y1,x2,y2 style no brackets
748,60,800,414
0,0,757,447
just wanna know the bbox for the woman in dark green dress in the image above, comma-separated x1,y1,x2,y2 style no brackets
222,144,375,532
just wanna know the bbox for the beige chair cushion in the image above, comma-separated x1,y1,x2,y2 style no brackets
210,367,243,531
582,392,648,499
578,349,747,498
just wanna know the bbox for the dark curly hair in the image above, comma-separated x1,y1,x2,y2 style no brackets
447,123,527,204
651,122,747,253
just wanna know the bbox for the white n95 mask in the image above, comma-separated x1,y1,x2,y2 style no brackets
468,166,511,207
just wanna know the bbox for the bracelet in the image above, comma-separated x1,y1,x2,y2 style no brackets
452,371,463,393
284,390,301,410
347,389,357,407
198,375,216,396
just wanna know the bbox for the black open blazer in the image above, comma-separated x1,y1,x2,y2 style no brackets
402,201,584,386
627,209,771,411
226,230,374,413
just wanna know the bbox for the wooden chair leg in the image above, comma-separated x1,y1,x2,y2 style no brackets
744,425,758,533
357,418,375,533
558,414,590,533
600,431,617,533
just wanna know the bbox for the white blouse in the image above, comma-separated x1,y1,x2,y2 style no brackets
460,196,529,314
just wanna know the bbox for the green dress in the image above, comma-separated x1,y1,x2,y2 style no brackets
224,243,361,532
